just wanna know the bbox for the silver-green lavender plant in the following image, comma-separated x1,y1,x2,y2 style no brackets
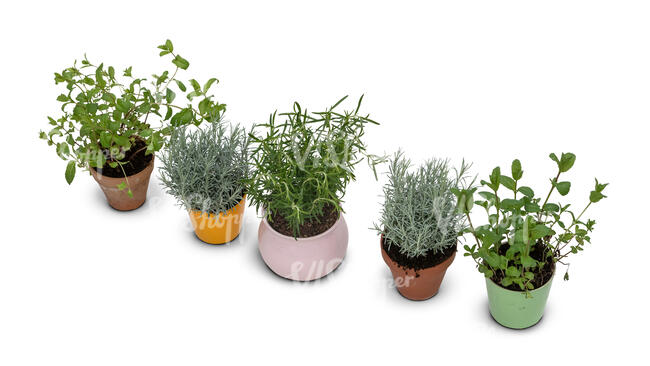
373,151,473,258
159,121,249,215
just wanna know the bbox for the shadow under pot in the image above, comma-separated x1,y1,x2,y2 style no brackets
380,235,456,301
188,195,247,245
485,272,554,329
90,155,155,211
258,213,348,281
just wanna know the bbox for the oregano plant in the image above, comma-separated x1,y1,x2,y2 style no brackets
452,153,608,293
40,40,225,196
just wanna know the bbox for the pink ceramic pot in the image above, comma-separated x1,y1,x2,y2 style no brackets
258,215,349,281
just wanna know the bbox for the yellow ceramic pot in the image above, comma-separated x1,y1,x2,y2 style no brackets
188,195,247,244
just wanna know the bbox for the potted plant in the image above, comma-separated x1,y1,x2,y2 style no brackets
453,153,608,328
248,95,384,281
40,40,225,210
159,121,250,244
373,151,472,300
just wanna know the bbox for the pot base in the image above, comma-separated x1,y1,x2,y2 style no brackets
189,196,247,245
258,215,348,282
485,276,554,329
91,156,155,211
381,239,456,301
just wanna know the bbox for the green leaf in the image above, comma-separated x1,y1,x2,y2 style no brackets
543,203,560,212
531,224,555,240
165,88,176,104
198,98,211,116
165,39,173,52
175,80,186,92
590,191,606,203
108,120,120,132
100,131,112,148
113,135,130,147
489,167,501,189
501,198,523,211
556,181,571,196
520,255,538,268
56,94,69,102
559,153,576,172
116,99,131,113
65,161,76,185
518,186,534,198
95,63,105,87
186,91,201,100
203,78,218,93
594,178,609,193
124,66,133,77
56,143,70,158
189,79,201,92
172,55,190,70
506,266,520,277
511,159,523,180
117,181,127,191
500,175,516,191
524,202,541,213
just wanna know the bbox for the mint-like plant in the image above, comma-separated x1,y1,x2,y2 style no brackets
452,153,608,292
373,151,472,258
40,40,225,196
158,121,249,215
247,95,384,237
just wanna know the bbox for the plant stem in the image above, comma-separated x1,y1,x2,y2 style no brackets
538,170,561,221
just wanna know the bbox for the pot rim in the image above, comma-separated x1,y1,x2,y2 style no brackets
91,153,155,179
189,193,247,217
260,211,344,242
486,270,555,294
380,234,456,271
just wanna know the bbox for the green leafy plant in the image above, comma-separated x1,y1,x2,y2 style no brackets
40,39,225,196
452,153,608,292
247,95,384,237
373,151,472,258
158,121,249,215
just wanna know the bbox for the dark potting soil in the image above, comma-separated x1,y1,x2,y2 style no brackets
491,242,555,291
94,138,153,178
269,204,339,238
382,236,456,273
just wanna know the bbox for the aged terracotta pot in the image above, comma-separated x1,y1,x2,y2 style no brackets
90,156,155,211
189,195,247,244
381,236,456,301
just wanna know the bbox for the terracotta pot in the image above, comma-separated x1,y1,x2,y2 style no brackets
188,195,247,244
381,236,456,301
90,156,155,211
258,214,348,281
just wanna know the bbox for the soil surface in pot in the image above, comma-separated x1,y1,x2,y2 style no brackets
95,138,153,178
269,204,339,238
491,241,555,291
382,236,456,273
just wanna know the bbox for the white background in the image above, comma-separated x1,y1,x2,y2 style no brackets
1,1,648,364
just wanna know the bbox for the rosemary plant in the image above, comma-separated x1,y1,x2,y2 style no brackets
247,95,384,237
159,121,249,215
373,151,472,258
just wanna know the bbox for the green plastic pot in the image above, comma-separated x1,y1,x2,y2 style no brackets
485,274,554,329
